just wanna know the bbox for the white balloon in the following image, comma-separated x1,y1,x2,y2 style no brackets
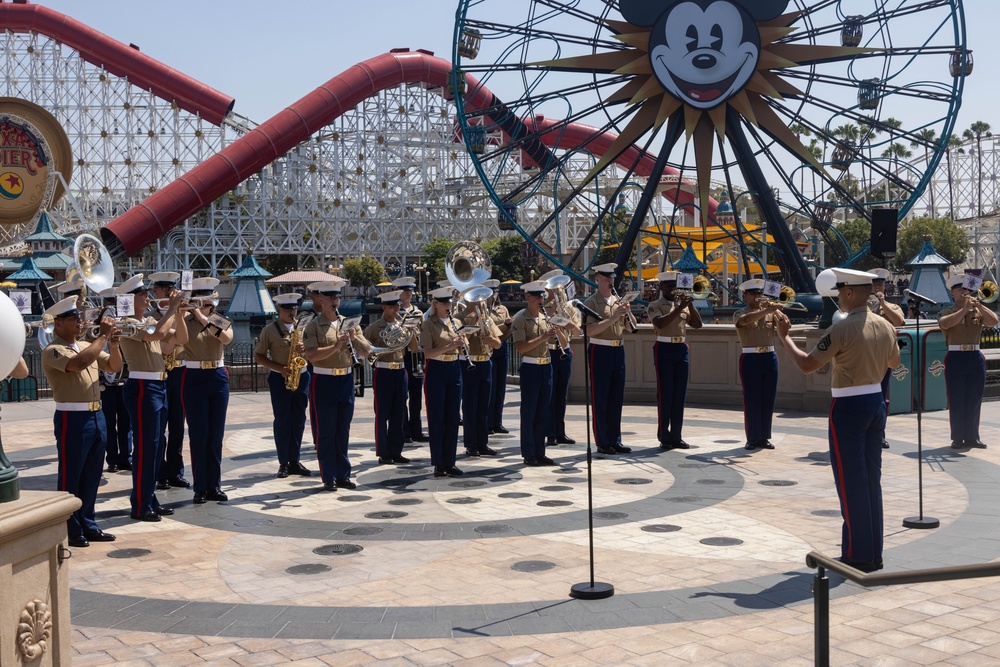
0,291,27,380
815,269,840,298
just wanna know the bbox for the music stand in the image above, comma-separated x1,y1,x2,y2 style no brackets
902,290,939,529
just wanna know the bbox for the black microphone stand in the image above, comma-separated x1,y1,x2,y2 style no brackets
902,290,939,529
569,301,614,600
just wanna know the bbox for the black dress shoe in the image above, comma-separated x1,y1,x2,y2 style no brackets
68,536,90,548
464,450,481,457
156,480,170,490
433,467,447,478
537,456,557,466
759,440,775,450
969,440,988,448
545,440,557,447
276,465,289,478
596,447,616,455
744,441,758,451
479,447,497,456
404,437,413,444
323,481,337,491
288,462,312,476
84,529,116,542
412,434,429,442
119,461,132,471
131,512,161,522
106,464,119,473
378,457,394,465
523,458,540,466
156,507,175,516
445,466,463,476
192,493,207,504
392,456,411,464
337,479,357,490
951,440,966,449
494,426,509,434
672,440,691,449
169,477,191,488
882,440,890,449
556,436,576,445
612,444,632,454
206,489,228,502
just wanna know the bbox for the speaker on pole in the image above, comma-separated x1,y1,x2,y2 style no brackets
870,208,899,259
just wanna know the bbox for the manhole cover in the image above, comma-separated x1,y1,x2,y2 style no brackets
364,511,407,519
343,526,383,536
286,563,331,575
759,480,797,487
539,485,573,492
557,477,587,484
233,519,272,527
107,548,150,559
498,492,532,499
696,479,725,485
642,524,682,533
446,497,481,504
666,496,701,503
475,524,513,534
615,478,652,485
388,498,422,506
812,510,841,518
239,472,273,480
537,500,573,507
313,544,363,556
678,463,708,468
243,494,280,502
450,480,487,488
511,560,556,572
594,511,628,520
700,537,743,546
337,495,372,502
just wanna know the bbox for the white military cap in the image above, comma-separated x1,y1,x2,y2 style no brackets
44,296,80,319
391,276,416,288
437,279,453,289
655,271,678,282
830,268,876,287
870,268,890,282
592,263,618,276
428,286,455,300
537,269,564,282
483,278,500,289
57,276,85,295
114,274,145,295
191,277,220,294
273,293,302,306
99,287,117,300
148,271,180,285
739,278,765,292
311,281,343,295
947,274,967,289
520,281,547,295
378,290,403,303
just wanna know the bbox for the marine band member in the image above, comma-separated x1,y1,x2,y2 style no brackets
870,268,905,450
460,284,503,457
97,288,131,474
393,276,428,443
254,293,312,478
489,280,513,435
41,296,122,547
511,281,557,466
544,274,581,448
420,286,467,477
365,290,417,465
149,272,191,490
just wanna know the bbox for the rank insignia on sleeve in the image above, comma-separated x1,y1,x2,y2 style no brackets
817,335,831,352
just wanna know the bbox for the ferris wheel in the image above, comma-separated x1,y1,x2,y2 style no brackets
452,0,969,291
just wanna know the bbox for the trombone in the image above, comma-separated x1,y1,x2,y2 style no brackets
978,280,999,304
673,275,720,303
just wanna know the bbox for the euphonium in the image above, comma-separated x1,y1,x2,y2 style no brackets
463,286,494,337
163,347,181,371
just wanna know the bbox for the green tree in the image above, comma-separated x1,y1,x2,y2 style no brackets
595,207,634,269
892,215,969,272
963,121,992,217
834,217,881,272
342,254,386,298
421,237,455,286
480,235,526,282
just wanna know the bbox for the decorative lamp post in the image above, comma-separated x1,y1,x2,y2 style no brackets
415,265,427,301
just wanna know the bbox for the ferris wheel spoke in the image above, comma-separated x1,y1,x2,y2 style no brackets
777,0,955,45
462,18,626,52
529,0,613,31
777,70,956,106
462,75,632,125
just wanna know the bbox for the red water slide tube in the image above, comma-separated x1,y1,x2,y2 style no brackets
0,1,234,125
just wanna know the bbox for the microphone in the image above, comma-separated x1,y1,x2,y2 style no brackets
904,289,936,306
569,299,602,321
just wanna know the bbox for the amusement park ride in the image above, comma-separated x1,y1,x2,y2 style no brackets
0,0,976,305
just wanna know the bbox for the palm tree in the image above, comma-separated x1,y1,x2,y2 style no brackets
945,133,965,220
963,121,992,217
881,142,913,202
910,128,938,217
809,138,823,200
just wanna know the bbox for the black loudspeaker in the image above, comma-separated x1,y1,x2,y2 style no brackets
870,208,899,258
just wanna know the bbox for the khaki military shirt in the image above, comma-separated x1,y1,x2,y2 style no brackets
118,316,166,373
808,307,898,389
365,317,406,364
420,316,460,357
492,303,514,341
460,310,502,356
183,313,227,362
545,300,580,349
303,313,368,369
733,307,776,348
510,309,551,359
648,297,688,338
584,292,626,341
872,300,904,324
42,335,113,403
255,320,294,366
938,304,984,346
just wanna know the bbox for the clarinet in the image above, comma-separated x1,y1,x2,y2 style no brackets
450,315,475,369
339,315,362,366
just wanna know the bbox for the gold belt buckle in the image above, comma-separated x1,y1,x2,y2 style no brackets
610,339,622,347
756,346,770,353
539,356,551,365
672,337,684,343
89,401,101,411
961,344,975,351
333,367,351,376
199,361,215,369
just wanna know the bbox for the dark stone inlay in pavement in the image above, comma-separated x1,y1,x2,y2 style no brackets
233,519,273,527
556,477,587,484
243,494,280,502
498,492,532,499
715,439,740,444
446,497,481,505
812,510,841,518
107,548,151,559
365,511,408,519
594,511,628,520
537,500,572,507
313,544,363,556
450,480,487,488
336,495,372,502
553,468,580,473
379,478,411,487
387,498,422,506
238,472,274,480
696,479,725,485
615,478,652,485
700,537,743,546
678,463,709,468
286,563,332,575
289,481,313,487
539,485,572,492
642,524,681,533
475,524,513,534
666,496,701,503
511,560,555,572
759,480,797,487
343,526,383,536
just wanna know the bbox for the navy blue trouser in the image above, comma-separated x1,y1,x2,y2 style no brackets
124,378,167,516
309,373,355,483
267,370,309,465
880,367,891,441
739,351,777,442
54,409,106,540
403,350,424,438
547,348,572,441
520,362,552,460
159,367,186,482
829,392,885,564
588,344,625,449
945,350,986,443
181,367,229,494
654,342,689,444
490,342,509,430
462,359,493,453
373,367,406,460
425,359,461,468
102,383,131,467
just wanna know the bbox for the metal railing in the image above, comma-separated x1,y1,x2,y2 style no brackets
806,551,1000,667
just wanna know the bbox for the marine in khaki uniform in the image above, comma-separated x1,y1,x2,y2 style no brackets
543,272,581,447
41,296,122,548
869,268,905,449
488,281,513,434
511,281,557,466
393,276,428,442
420,286,468,477
733,279,789,451
459,287,502,457
778,268,900,572
939,273,999,449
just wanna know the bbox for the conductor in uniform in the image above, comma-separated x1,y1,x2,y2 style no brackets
42,296,122,547
647,271,703,450
254,292,312,478
939,273,998,449
870,268,905,449
734,279,788,451
365,290,416,465
777,268,900,572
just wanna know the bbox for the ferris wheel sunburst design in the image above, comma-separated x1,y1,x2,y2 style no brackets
453,0,968,293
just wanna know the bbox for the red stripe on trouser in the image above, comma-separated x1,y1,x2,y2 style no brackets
373,369,381,456
739,354,748,438
136,380,145,510
829,397,854,559
59,412,68,491
309,377,324,478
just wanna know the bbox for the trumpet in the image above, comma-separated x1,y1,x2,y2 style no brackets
762,285,809,312
610,285,638,333
24,318,54,337
89,320,156,339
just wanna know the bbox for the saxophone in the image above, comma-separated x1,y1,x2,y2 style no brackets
285,325,307,391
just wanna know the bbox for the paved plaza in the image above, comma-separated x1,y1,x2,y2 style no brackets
4,386,1000,666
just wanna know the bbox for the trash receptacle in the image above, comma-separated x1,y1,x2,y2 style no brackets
888,332,913,414
918,329,948,412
